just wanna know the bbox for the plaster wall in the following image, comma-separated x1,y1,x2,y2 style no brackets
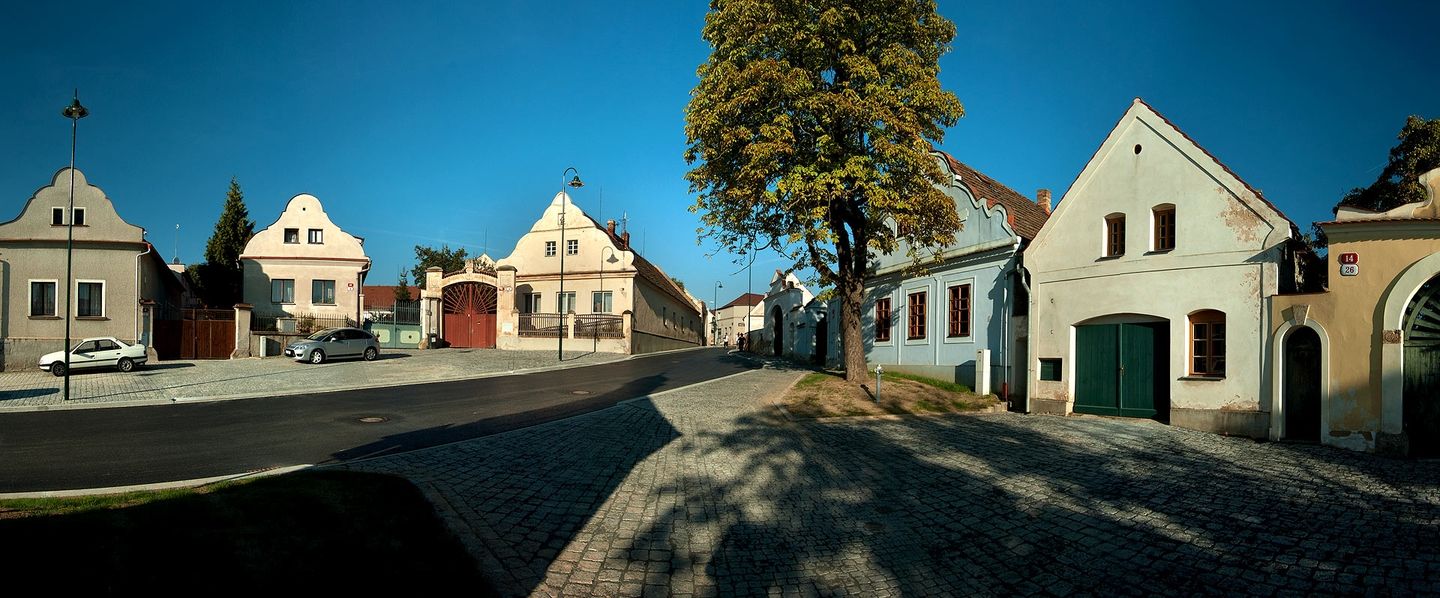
241,194,369,320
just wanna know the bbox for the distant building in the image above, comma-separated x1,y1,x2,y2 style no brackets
714,292,764,347
240,194,371,325
0,168,182,370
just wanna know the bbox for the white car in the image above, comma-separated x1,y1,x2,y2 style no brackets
38,337,149,377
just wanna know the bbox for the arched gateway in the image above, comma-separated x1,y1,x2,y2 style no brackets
442,281,497,348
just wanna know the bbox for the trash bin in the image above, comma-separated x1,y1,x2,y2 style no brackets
427,333,438,348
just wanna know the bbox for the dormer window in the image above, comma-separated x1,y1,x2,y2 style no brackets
1105,214,1126,257
1153,205,1175,251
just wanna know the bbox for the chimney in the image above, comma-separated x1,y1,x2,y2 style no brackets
606,219,616,235
621,231,630,250
1036,189,1052,214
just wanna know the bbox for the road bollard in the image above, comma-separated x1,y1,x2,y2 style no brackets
875,364,883,403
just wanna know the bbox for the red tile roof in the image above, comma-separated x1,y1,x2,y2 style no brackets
363,285,416,308
719,293,765,310
935,150,1049,240
595,226,701,315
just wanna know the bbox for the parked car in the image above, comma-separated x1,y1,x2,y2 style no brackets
284,327,379,364
39,337,149,377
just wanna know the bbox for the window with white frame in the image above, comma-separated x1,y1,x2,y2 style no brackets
308,228,324,244
76,280,104,317
556,291,576,314
521,293,542,313
545,241,557,257
284,228,300,244
72,207,86,226
567,239,579,255
592,290,613,313
272,279,295,303
51,208,64,226
312,280,336,305
29,280,57,316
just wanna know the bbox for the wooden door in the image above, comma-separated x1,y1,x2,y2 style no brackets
1284,327,1322,442
1075,322,1166,419
1404,277,1440,457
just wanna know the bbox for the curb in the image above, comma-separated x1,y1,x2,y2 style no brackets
0,464,313,500
0,346,715,414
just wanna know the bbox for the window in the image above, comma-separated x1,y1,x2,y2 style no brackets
95,339,120,351
556,291,576,314
907,291,927,340
312,280,336,305
1153,206,1175,251
29,281,57,316
545,241,557,257
592,291,613,313
663,306,668,327
284,228,300,244
271,279,295,303
521,293,542,313
947,284,971,338
875,297,892,342
1039,358,1062,381
308,229,324,244
567,239,578,255
75,340,99,353
1105,214,1125,257
77,281,104,317
72,208,86,226
1190,310,1226,376
51,208,64,225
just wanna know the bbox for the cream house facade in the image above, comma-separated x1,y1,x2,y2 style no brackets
240,194,370,324
1025,99,1313,438
0,168,181,370
421,191,702,354
1269,167,1440,456
713,293,764,347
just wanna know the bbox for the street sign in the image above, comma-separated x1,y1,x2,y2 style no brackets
1339,252,1359,265
1340,263,1359,277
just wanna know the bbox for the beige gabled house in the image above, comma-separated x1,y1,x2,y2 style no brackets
422,191,702,354
713,292,764,347
240,193,370,325
0,168,181,370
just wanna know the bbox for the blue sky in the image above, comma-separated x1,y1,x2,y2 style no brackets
3,1,1437,306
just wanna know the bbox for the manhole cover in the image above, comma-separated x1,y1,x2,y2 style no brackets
358,416,388,424
571,390,592,395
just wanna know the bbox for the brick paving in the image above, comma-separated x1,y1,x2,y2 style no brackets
344,365,1440,597
0,348,627,409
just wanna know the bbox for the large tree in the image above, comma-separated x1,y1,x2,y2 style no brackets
191,177,254,306
1312,116,1440,249
684,0,964,382
410,244,468,290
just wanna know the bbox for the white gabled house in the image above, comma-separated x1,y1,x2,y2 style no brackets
1025,99,1315,438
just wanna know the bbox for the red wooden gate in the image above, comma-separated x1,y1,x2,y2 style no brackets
442,282,497,348
154,309,235,360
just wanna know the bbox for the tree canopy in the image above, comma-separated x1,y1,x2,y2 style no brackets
190,177,254,306
411,244,468,290
1337,116,1440,213
684,0,963,380
395,271,413,303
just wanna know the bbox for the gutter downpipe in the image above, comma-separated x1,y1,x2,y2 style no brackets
134,238,152,343
1003,236,1020,405
357,259,372,325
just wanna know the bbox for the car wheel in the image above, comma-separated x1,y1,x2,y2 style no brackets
117,357,135,373
309,349,326,364
50,362,67,377
363,347,378,361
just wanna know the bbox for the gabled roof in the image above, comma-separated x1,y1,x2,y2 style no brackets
596,225,700,315
719,293,764,310
935,151,1049,240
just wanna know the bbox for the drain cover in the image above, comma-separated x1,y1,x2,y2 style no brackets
571,390,592,395
358,416,388,424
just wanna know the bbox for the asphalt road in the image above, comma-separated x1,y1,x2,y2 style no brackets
0,348,757,493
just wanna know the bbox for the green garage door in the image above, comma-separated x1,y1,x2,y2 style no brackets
1075,322,1169,419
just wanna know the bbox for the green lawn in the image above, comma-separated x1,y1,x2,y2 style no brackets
0,470,492,593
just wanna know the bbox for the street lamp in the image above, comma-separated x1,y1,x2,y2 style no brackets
558,167,583,360
61,90,88,402
712,281,723,347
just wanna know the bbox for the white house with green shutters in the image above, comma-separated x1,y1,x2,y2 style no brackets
1024,99,1315,438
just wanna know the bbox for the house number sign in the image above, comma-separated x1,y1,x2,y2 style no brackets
1339,252,1359,277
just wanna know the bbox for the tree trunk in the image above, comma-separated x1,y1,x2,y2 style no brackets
840,271,867,383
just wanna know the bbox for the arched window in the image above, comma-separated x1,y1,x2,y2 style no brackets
1104,213,1126,257
1189,310,1225,376
1152,204,1176,251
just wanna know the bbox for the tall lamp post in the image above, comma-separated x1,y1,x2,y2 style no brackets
61,91,89,402
712,281,723,346
558,167,583,360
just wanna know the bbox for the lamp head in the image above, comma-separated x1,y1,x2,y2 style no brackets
62,91,88,120
567,175,584,189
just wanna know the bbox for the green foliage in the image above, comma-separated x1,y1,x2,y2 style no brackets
410,244,468,290
194,178,254,306
1336,116,1440,215
670,276,687,291
395,271,413,303
886,370,972,393
684,0,964,380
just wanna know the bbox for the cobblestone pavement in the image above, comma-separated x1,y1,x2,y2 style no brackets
344,365,1440,597
0,348,628,409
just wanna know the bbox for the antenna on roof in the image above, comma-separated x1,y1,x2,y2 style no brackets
621,211,628,234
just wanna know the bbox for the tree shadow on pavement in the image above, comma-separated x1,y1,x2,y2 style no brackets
0,388,58,400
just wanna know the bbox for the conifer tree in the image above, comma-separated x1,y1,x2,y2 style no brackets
193,177,255,306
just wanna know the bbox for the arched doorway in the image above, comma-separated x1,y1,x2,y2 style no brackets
1403,276,1440,457
772,305,783,357
814,315,828,366
443,281,498,348
1283,327,1322,442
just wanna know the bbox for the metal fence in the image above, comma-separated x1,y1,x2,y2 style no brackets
252,311,356,334
576,314,624,339
519,313,566,338
365,300,421,325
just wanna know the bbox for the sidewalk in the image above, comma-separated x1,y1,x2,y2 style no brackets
343,364,1440,597
0,347,632,411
